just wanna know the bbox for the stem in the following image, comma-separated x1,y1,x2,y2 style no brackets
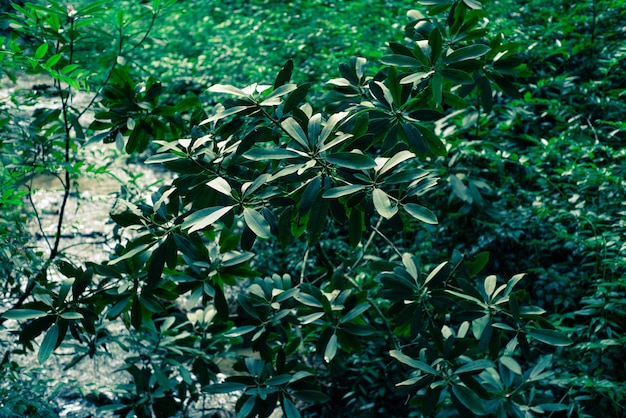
25,184,51,251
372,223,403,259
50,17,75,260
300,245,310,283
350,217,383,272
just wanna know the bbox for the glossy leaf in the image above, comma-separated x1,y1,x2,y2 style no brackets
451,385,487,415
38,323,59,364
2,309,48,320
324,333,338,362
326,152,377,170
183,206,234,233
323,184,368,199
404,203,438,224
528,329,573,346
243,208,271,239
372,188,397,219
444,44,490,64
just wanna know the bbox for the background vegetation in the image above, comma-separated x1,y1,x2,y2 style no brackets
0,0,624,417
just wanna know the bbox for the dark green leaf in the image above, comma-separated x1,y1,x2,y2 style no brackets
283,83,310,114
324,333,338,362
444,44,490,64
204,382,247,393
528,329,573,346
451,384,487,415
243,208,271,239
38,323,59,364
2,309,48,321
380,54,423,67
273,59,294,89
282,397,301,418
348,209,363,247
455,359,494,374
326,153,377,170
244,148,301,161
390,350,438,375
339,303,370,324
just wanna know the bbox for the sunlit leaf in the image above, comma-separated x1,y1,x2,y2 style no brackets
182,206,234,233
373,188,398,219
243,207,271,239
404,203,438,224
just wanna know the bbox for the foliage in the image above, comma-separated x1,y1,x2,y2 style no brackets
1,0,625,417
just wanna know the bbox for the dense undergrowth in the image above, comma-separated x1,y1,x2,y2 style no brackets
1,0,625,417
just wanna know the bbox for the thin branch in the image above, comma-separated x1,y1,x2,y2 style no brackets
300,245,310,283
350,216,383,272
372,223,403,259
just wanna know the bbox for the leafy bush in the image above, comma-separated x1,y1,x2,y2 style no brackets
3,0,625,416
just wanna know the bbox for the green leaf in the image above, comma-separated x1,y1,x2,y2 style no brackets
339,303,370,324
455,359,494,374
260,83,298,106
431,72,443,105
404,203,438,224
45,53,62,68
244,147,301,161
293,390,330,403
283,83,310,114
466,252,489,277
60,312,84,320
35,43,49,59
390,350,438,375
2,309,48,320
281,117,309,149
273,59,293,88
444,44,490,64
299,176,321,217
326,152,377,170
243,208,271,239
319,111,348,144
324,333,338,362
203,382,247,393
208,84,248,97
299,312,325,325
38,323,59,364
380,54,423,67
323,184,368,199
206,177,232,197
282,397,301,418
348,209,363,247
429,27,443,63
484,275,497,298
377,150,415,175
224,325,257,337
500,356,522,375
504,273,525,296
463,0,482,9
425,261,449,285
451,385,487,415
294,291,323,308
372,188,397,219
183,206,234,234
528,329,573,347
108,242,155,265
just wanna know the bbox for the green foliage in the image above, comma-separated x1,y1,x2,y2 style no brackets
1,0,625,416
